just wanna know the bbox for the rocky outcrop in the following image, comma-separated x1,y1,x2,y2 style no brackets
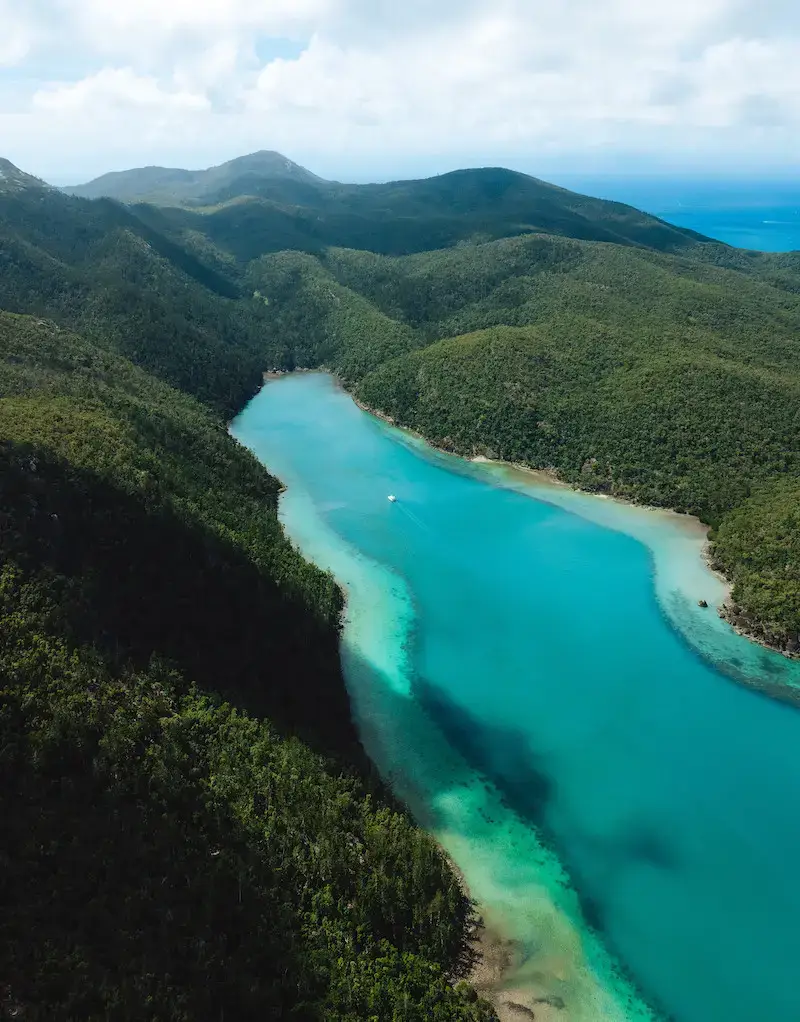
721,603,800,659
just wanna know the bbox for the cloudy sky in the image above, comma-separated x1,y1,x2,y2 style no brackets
1,0,799,183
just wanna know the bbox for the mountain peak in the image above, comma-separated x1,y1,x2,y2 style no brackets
64,150,325,205
0,158,49,194
221,150,323,180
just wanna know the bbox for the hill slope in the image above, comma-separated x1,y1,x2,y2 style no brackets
2,147,800,1012
0,310,494,1021
0,157,50,194
247,236,800,654
5,153,798,651
0,171,266,413
65,154,709,256
64,150,322,205
0,158,498,1020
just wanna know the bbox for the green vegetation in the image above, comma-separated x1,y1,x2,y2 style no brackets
2,147,800,1014
712,478,800,653
247,233,800,653
0,280,493,1013
64,150,324,206
245,251,420,379
0,182,265,414
10,154,797,648
67,152,707,256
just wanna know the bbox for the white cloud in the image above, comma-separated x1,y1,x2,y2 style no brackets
0,32,29,68
3,0,800,181
683,38,800,128
59,0,328,58
0,37,28,68
243,3,800,148
0,1,34,66
33,68,209,113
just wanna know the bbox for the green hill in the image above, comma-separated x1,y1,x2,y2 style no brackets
0,171,496,1019
64,150,323,205
64,154,708,256
0,180,267,413
247,235,800,654
0,157,50,194
2,145,799,1015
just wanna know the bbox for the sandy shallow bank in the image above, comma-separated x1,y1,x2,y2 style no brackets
470,455,730,604
348,389,723,592
466,454,800,689
469,922,567,1022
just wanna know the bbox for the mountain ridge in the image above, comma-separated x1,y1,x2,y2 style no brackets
0,174,497,1019
0,157,51,194
60,151,710,257
1,155,796,662
63,150,326,204
1,147,799,1017
245,232,800,659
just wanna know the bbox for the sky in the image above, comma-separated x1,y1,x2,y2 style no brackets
1,0,799,184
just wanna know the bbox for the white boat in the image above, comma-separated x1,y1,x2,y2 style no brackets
387,494,397,502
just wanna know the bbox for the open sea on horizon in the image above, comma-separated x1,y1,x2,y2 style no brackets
555,176,800,252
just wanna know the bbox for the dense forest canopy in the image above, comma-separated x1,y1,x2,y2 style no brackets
245,231,800,653
66,152,708,255
1,148,799,1017
0,173,497,1019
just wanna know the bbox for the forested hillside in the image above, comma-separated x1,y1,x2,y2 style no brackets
0,178,264,413
247,234,800,654
68,152,708,256
1,147,799,1015
7,153,798,650
0,173,496,1019
65,150,323,205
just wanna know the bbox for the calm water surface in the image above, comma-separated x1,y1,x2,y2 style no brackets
554,177,800,251
663,207,800,252
232,373,800,1022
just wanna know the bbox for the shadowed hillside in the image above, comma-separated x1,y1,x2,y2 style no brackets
0,178,267,414
2,142,800,1014
0,307,495,1020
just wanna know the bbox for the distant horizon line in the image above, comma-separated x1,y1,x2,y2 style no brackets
19,148,799,191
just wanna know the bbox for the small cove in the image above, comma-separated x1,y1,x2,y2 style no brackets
232,372,800,1022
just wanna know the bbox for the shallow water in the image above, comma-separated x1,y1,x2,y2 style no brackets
232,373,800,1022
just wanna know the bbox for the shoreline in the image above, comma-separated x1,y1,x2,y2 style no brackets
249,445,532,1016
474,459,800,664
470,457,794,673
469,454,733,602
235,372,800,1022
442,847,568,1022
234,375,671,1022
468,923,568,1022
251,418,605,1021
278,478,560,1020
348,388,798,665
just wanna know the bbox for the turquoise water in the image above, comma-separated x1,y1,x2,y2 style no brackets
554,177,800,251
232,373,800,1022
662,207,800,252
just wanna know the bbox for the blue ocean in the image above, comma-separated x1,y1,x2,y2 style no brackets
557,177,800,252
